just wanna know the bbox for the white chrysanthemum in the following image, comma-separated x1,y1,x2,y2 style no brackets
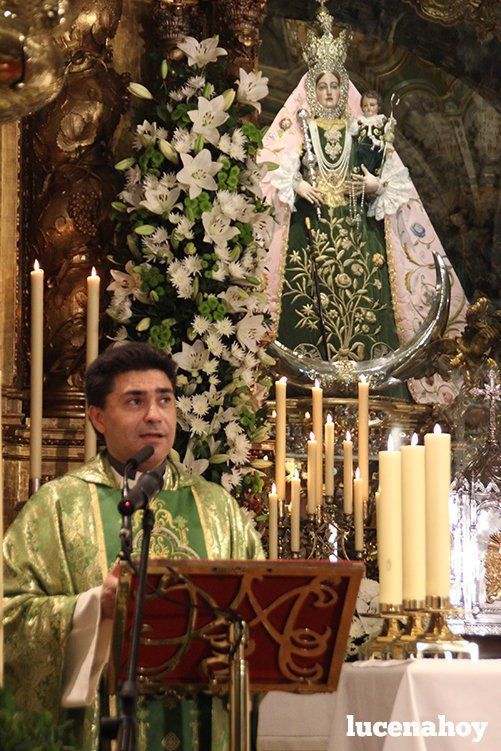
214,317,235,337
217,191,254,222
205,331,224,357
172,127,195,154
229,341,246,363
218,133,231,155
169,89,185,102
192,315,211,335
190,416,210,436
183,256,202,275
160,172,177,189
228,433,251,464
173,216,195,240
209,374,220,387
225,421,243,442
187,75,206,90
222,469,242,492
232,128,246,147
170,265,193,298
211,265,227,282
228,261,245,279
218,129,247,162
191,393,210,416
177,395,192,414
125,165,142,188
204,359,219,375
229,141,246,161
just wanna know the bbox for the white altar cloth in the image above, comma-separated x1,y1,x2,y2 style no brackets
258,659,501,751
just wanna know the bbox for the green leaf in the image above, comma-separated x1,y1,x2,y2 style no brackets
111,201,127,212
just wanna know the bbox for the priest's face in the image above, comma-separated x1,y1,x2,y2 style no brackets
316,72,340,109
88,369,177,471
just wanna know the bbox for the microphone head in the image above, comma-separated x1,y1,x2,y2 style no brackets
125,445,154,472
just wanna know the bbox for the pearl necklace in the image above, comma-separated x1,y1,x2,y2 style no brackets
309,119,352,187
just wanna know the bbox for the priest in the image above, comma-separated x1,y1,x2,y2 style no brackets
3,341,263,750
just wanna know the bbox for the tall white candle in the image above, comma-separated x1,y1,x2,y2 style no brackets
324,413,334,497
268,482,278,559
290,470,301,553
353,467,364,553
424,424,451,601
85,267,100,461
307,432,317,514
312,379,323,506
358,375,369,508
377,434,403,607
30,260,44,484
401,433,426,605
343,431,353,514
275,377,287,502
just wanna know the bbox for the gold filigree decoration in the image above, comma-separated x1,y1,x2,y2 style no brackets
485,531,501,604
401,0,500,42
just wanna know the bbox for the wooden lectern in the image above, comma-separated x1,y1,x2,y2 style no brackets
111,559,363,750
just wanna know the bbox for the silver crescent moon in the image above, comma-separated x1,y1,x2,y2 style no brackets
267,252,451,395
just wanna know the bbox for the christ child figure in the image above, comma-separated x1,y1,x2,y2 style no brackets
352,90,395,178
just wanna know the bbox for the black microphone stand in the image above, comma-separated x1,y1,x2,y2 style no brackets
101,460,157,751
116,502,155,751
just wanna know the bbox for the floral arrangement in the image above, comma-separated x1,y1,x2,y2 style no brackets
108,37,276,499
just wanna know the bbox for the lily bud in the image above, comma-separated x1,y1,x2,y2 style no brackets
160,59,169,79
128,82,154,100
222,88,236,111
194,134,205,154
159,138,179,164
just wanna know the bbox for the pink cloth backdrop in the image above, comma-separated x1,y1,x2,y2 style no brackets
259,75,468,404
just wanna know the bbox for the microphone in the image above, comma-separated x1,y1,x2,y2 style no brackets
124,446,154,474
118,469,164,516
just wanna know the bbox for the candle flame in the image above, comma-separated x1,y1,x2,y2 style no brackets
91,266,97,276
411,432,418,446
309,432,315,441
263,454,268,461
33,259,40,271
326,413,333,423
271,482,277,494
388,434,395,451
294,469,300,480
279,376,287,383
355,467,361,479
346,430,351,441
271,410,276,419
304,411,311,420
434,423,442,434
314,378,320,388
359,374,367,383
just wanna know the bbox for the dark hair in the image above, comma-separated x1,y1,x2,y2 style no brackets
360,90,383,110
316,71,340,85
85,342,177,408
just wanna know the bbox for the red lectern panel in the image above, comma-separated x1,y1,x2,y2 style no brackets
112,559,363,695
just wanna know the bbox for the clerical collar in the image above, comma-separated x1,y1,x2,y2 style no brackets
107,452,168,482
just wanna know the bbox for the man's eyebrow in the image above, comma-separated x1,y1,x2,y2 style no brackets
121,387,174,396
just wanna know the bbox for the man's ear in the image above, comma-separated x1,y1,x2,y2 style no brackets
88,405,105,435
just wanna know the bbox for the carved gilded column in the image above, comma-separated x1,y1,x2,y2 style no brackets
151,0,206,60
22,1,127,417
215,0,268,75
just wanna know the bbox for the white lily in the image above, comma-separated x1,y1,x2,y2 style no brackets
173,340,210,372
188,95,229,145
133,120,167,149
202,204,240,250
107,261,148,303
183,443,210,477
177,36,227,68
236,313,267,352
139,184,181,215
236,68,269,113
177,149,222,198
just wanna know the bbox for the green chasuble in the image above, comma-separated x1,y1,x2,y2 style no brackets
3,451,263,751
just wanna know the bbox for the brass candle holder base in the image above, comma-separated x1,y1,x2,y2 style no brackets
360,604,407,660
398,600,427,658
415,597,479,660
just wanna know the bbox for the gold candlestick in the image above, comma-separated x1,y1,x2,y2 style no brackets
360,604,407,660
415,596,478,659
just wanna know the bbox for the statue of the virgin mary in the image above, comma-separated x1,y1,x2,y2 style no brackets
260,4,468,404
